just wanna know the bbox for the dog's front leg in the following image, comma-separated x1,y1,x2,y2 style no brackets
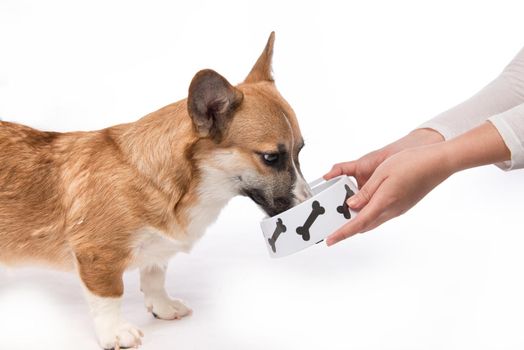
76,252,143,349
140,264,192,320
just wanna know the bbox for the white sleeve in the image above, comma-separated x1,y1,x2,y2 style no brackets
488,103,524,170
418,46,524,170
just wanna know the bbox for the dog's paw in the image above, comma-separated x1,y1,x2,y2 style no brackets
97,321,143,350
145,295,192,320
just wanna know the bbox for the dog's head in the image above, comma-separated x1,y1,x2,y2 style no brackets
188,32,311,217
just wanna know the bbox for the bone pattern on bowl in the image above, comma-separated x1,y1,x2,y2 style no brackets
295,201,325,241
336,185,355,220
261,176,358,256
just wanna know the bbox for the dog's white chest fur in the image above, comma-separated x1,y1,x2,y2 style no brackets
131,228,185,268
131,163,237,268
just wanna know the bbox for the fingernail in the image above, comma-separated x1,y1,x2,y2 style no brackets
347,197,358,207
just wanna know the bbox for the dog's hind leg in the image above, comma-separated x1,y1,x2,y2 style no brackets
75,250,143,350
140,264,192,320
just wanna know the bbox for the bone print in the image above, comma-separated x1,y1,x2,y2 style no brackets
268,218,287,253
296,200,325,241
336,184,355,219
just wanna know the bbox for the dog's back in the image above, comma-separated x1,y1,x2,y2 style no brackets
0,119,182,269
0,121,70,267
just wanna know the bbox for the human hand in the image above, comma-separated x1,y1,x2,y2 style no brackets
324,149,387,188
325,122,509,246
326,144,453,246
324,128,444,188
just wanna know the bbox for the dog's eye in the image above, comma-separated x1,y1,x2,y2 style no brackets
262,153,279,165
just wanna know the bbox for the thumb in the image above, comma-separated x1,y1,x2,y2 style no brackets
347,172,384,210
324,161,357,180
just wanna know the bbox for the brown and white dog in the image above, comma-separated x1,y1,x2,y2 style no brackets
0,32,310,349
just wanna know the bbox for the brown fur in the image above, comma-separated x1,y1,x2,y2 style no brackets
0,32,304,298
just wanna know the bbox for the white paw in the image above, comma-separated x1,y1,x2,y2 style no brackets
96,321,143,350
145,295,192,320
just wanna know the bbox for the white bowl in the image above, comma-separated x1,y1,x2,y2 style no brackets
260,175,359,258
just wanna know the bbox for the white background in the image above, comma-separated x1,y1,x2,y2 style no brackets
1,1,524,349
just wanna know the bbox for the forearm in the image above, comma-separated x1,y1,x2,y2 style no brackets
381,128,445,158
440,122,511,173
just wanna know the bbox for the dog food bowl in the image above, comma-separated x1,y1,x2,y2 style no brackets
260,175,359,258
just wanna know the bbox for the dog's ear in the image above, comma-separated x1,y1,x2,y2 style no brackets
244,31,275,83
188,69,244,140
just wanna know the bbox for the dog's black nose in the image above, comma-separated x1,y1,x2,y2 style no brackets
264,196,293,217
274,196,292,211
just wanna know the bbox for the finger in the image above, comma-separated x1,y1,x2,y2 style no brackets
346,172,386,210
354,203,400,236
326,203,381,246
354,175,367,190
323,161,357,180
326,215,366,246
326,193,386,246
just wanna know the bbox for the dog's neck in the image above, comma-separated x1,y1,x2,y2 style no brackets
110,101,237,236
113,101,195,194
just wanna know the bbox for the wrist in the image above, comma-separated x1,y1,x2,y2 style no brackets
381,128,445,159
430,141,462,177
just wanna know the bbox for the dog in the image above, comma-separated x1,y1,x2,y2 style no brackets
0,32,311,349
